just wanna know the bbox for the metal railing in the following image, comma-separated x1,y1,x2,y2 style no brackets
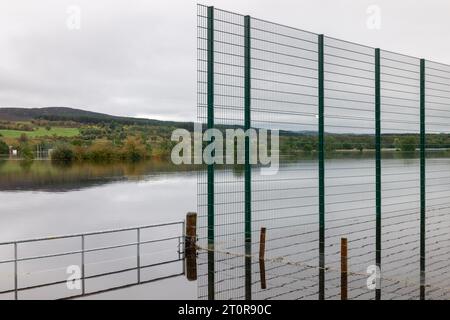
0,221,185,300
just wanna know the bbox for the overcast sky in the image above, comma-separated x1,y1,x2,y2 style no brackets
0,0,449,122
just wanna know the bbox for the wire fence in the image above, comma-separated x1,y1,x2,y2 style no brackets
197,4,450,300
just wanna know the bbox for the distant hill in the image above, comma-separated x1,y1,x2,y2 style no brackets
0,107,319,136
0,107,194,130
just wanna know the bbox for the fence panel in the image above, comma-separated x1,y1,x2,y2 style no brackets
323,37,376,300
197,4,450,300
425,60,450,300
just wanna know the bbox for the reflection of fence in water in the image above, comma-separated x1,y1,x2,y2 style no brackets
197,202,450,300
0,221,185,300
197,4,450,300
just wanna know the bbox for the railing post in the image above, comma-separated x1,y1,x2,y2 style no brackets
81,235,85,295
14,242,18,300
420,58,426,300
318,33,325,301
341,238,348,300
181,220,186,275
137,228,141,284
375,47,382,300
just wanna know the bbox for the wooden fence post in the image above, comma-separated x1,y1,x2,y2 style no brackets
259,227,267,289
185,212,197,281
259,227,266,260
341,237,348,300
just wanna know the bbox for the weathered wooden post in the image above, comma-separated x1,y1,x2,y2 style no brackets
259,227,267,289
341,238,348,300
259,259,266,290
185,212,197,281
259,227,266,260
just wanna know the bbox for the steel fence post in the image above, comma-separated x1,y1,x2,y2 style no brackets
207,5,215,301
375,48,382,300
318,34,325,300
420,58,426,300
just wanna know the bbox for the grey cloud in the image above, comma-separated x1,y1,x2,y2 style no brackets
0,0,449,122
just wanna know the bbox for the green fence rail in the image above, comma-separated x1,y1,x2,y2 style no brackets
197,4,450,300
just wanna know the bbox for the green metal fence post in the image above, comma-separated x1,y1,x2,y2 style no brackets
207,5,215,301
375,48,382,300
318,34,325,300
420,58,426,300
244,14,252,301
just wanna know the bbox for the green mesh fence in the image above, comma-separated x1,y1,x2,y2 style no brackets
197,4,450,300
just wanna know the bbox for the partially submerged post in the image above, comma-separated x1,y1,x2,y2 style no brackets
259,259,266,290
259,227,266,260
185,212,197,281
259,227,267,289
341,238,348,300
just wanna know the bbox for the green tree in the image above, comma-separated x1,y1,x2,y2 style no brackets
394,136,417,152
51,145,75,163
0,140,9,155
20,144,34,161
325,136,337,152
159,139,177,157
302,143,313,153
19,133,28,143
122,137,147,162
342,143,353,150
396,136,417,152
85,140,115,162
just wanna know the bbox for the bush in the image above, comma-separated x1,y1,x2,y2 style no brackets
302,143,313,153
85,140,115,162
20,144,34,161
51,145,75,163
396,136,417,152
19,133,28,143
121,137,148,162
0,140,9,155
158,139,176,157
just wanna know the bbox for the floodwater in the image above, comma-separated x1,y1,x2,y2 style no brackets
196,152,450,300
0,159,198,299
1,153,450,299
0,160,198,241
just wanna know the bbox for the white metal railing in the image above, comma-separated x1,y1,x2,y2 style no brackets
0,221,185,299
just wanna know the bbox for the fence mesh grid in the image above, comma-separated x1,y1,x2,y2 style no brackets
197,4,450,300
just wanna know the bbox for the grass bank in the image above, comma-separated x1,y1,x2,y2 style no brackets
0,127,79,138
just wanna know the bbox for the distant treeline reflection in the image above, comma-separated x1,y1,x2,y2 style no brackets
0,160,200,192
1,150,450,192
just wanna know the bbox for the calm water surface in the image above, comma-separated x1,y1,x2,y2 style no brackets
1,154,450,299
0,160,198,299
0,160,197,241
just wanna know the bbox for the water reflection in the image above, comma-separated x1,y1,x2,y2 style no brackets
0,160,202,192
2,151,448,192
197,153,450,300
2,151,450,299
